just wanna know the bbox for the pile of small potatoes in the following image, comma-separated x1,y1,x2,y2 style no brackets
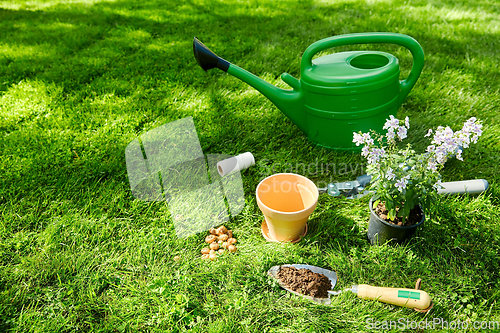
201,225,237,261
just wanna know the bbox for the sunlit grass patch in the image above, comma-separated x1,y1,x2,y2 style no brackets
0,0,117,10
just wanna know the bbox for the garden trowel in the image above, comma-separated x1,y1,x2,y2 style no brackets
268,264,432,310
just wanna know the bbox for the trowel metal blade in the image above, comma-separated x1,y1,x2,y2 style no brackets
267,264,338,305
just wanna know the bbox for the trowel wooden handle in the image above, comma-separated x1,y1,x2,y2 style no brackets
356,284,431,309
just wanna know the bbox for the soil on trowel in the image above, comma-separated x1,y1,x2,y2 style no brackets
277,266,332,299
375,202,423,227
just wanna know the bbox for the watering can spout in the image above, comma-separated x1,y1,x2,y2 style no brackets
193,37,230,72
193,37,305,132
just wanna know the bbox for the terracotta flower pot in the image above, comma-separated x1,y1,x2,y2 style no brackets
256,173,318,242
367,196,425,245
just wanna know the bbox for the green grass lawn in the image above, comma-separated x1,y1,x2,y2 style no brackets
1,0,500,332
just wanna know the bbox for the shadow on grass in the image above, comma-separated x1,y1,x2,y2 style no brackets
1,0,499,90
306,212,366,248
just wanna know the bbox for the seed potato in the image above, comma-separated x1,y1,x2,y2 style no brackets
205,235,217,243
201,226,238,259
217,226,228,235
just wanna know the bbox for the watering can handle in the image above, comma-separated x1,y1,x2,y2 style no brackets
301,32,424,105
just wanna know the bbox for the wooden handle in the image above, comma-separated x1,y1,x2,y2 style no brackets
357,284,431,309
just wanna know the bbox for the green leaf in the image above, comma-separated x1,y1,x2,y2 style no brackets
385,199,393,211
387,209,397,221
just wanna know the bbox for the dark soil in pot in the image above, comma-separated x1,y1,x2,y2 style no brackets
277,266,332,298
374,201,423,226
367,197,425,245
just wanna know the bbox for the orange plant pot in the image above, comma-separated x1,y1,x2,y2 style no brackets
256,173,319,242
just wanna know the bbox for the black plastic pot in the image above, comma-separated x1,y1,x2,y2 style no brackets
367,197,425,245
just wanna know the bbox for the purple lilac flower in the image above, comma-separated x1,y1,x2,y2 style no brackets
383,115,399,131
429,125,464,164
386,128,396,141
383,116,409,141
366,148,385,165
461,117,483,144
425,118,481,164
386,167,395,181
395,178,407,192
353,132,374,146
433,117,483,153
353,132,364,146
432,126,455,146
397,126,408,140
434,145,449,165
425,129,433,137
361,146,370,158
394,175,411,192
363,133,374,145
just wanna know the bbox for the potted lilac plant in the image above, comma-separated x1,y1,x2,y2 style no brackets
353,116,483,244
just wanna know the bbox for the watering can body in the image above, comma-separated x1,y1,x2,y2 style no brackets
194,33,424,150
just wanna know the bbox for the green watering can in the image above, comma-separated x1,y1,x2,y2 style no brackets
193,33,424,150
